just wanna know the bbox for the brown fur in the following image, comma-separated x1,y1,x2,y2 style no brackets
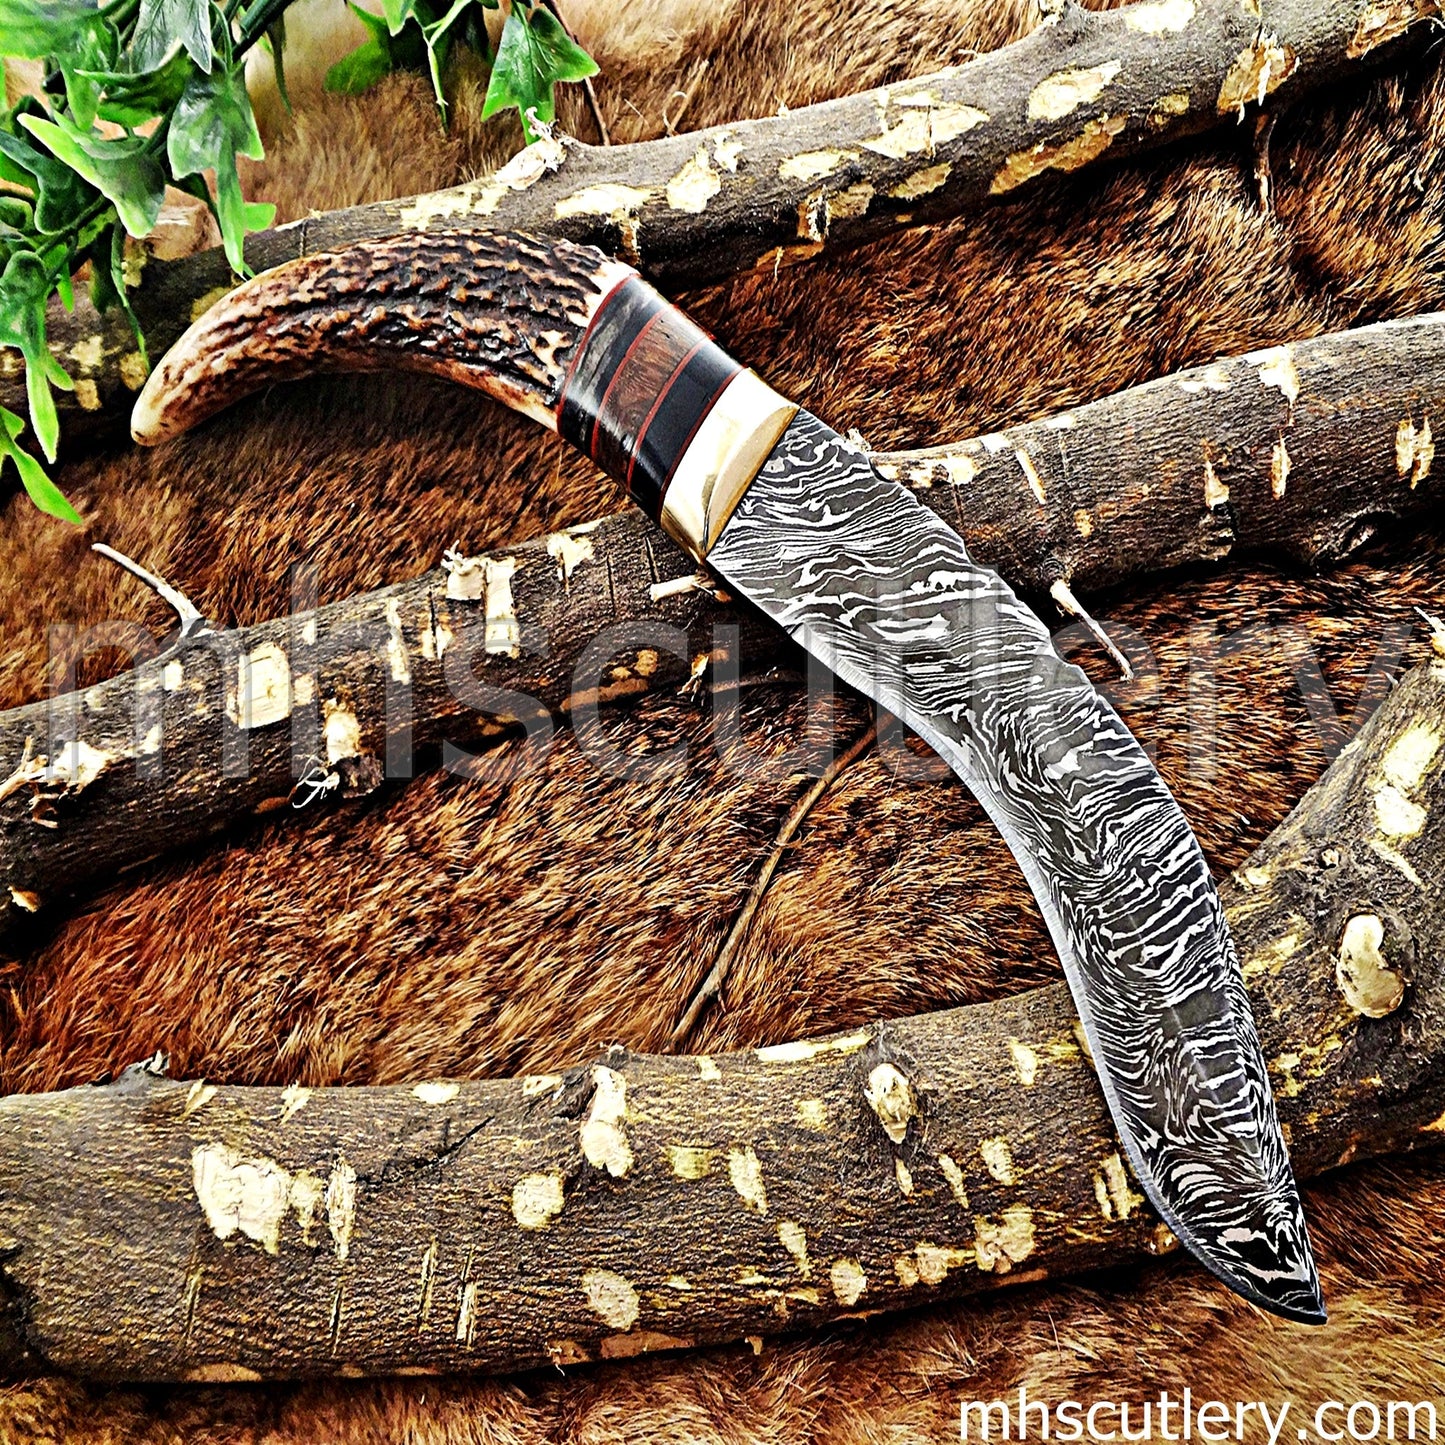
2,0,1445,1438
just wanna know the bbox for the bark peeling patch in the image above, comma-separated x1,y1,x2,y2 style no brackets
599,1329,694,1359
914,1241,975,1285
862,104,988,159
778,1220,811,1277
1204,457,1230,508
546,530,596,582
384,599,411,685
1335,913,1406,1018
443,550,485,602
728,1146,768,1215
665,146,721,214
192,1143,323,1256
1347,0,1443,57
1395,416,1434,487
1008,1040,1040,1086
582,1268,640,1330
1251,344,1300,406
1372,723,1441,839
938,1153,970,1208
1125,0,1196,31
554,184,653,222
323,703,363,765
186,1364,263,1383
974,1204,1036,1272
1271,438,1291,498
829,1257,867,1305
990,114,1126,194
864,1062,919,1143
756,1029,871,1064
279,1084,311,1123
484,558,521,659
1027,61,1122,122
512,1172,566,1229
1217,35,1298,117
326,1157,357,1263
1015,449,1046,503
778,149,857,182
1092,1152,1144,1221
979,1136,1016,1185
45,738,116,793
664,1144,714,1180
580,1065,633,1177
796,1098,828,1130
412,1082,460,1105
227,642,292,730
890,162,951,199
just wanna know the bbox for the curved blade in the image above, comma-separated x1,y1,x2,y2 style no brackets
707,410,1324,1323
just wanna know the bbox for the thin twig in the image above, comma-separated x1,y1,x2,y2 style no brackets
90,543,208,638
1253,109,1278,214
1049,578,1135,681
539,0,610,145
662,57,709,137
670,723,877,1045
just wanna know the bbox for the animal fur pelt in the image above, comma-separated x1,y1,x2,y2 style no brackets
2,0,1445,1438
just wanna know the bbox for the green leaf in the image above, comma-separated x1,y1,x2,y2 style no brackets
0,0,94,60
0,126,97,234
132,0,215,73
261,18,291,112
94,219,148,364
0,195,32,231
0,406,81,523
481,2,596,141
84,49,194,129
0,250,74,462
380,0,416,31
324,30,394,94
167,65,264,273
54,13,120,131
20,115,166,238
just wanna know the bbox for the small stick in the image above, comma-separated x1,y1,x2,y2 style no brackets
1050,578,1135,681
90,543,208,638
670,723,877,1044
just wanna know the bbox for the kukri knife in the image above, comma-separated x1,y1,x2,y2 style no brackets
131,230,1325,1324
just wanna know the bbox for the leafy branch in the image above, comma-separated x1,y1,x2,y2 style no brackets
326,0,597,142
0,0,278,520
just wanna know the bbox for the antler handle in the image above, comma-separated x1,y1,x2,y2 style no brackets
132,230,796,560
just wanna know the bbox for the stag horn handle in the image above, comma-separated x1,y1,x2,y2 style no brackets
131,230,797,560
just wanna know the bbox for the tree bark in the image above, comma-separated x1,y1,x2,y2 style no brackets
4,308,1443,924
24,0,1443,444
1,647,1443,1382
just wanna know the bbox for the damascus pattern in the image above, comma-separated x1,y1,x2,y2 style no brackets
708,410,1325,1323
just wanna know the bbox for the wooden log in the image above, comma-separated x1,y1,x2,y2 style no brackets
18,0,1442,444
3,309,1443,925
2,646,1443,1381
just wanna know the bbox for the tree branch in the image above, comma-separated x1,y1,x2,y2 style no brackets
22,0,1442,443
3,308,1442,924
2,650,1442,1381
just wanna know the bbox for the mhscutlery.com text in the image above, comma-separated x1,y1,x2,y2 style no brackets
959,1391,1441,1442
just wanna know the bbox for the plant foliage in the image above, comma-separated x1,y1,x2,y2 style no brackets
0,0,278,520
328,0,596,143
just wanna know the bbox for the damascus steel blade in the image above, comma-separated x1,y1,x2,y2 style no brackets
708,410,1325,1324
